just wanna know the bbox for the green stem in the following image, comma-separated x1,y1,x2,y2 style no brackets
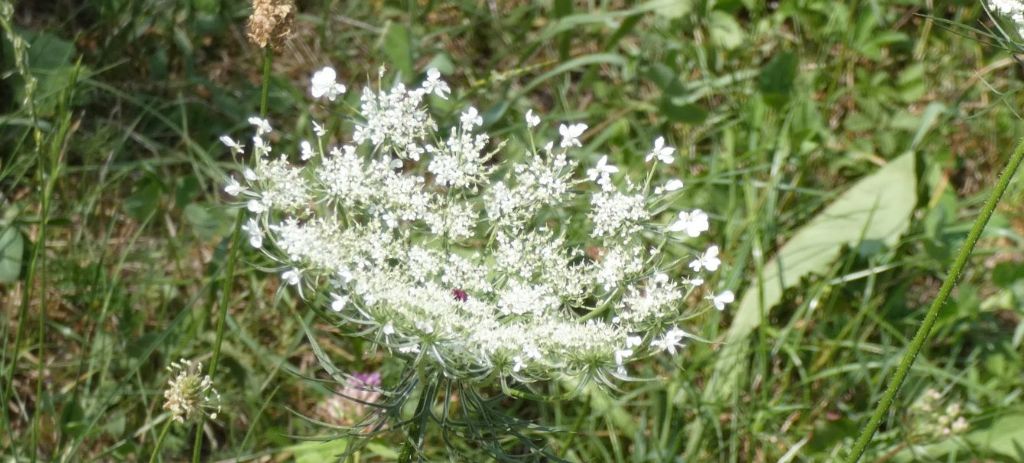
847,140,1024,461
399,377,434,463
209,214,243,377
260,47,273,117
148,420,173,463
191,44,273,463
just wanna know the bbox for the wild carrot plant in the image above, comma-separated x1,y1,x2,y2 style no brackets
219,66,732,458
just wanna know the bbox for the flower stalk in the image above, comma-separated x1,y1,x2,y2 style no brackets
847,138,1024,461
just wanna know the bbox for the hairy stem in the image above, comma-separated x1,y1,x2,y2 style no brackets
847,140,1024,461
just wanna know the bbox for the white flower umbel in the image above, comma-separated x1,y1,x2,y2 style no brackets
222,69,730,385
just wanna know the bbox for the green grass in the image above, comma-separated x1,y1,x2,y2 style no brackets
3,0,1024,461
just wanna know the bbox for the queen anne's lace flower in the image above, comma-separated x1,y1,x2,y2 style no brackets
222,68,730,384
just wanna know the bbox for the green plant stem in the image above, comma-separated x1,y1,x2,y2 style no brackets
148,420,173,463
190,45,273,463
260,47,272,116
399,377,433,463
847,140,1024,462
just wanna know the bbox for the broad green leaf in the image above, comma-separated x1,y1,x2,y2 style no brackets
25,30,74,71
660,99,708,124
708,11,744,51
758,51,798,107
183,203,232,241
0,226,24,283
707,152,917,401
650,0,692,19
123,179,162,221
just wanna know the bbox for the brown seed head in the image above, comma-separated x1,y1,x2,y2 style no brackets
246,0,294,49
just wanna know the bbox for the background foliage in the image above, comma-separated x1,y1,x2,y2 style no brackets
2,0,1024,461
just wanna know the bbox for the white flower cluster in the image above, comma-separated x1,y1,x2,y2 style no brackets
221,66,733,384
991,0,1024,34
910,389,969,437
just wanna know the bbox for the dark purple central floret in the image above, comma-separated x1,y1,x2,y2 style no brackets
452,288,468,302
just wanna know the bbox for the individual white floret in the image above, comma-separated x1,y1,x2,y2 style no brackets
525,109,541,128
668,209,710,238
242,218,263,248
558,123,587,148
710,290,734,311
421,68,451,99
310,66,347,101
248,116,272,136
689,245,722,272
220,136,244,155
645,137,675,164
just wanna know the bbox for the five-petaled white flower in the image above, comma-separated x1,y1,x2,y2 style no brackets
689,245,721,272
558,123,587,148
460,107,483,128
652,327,688,355
668,209,710,238
301,140,315,161
587,155,619,182
422,68,451,99
645,137,675,164
525,109,541,128
219,136,244,155
242,218,263,248
310,66,347,101
710,290,734,311
248,117,272,136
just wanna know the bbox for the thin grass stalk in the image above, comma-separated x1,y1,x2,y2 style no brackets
847,140,1024,462
148,420,173,463
0,6,46,459
190,42,273,463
